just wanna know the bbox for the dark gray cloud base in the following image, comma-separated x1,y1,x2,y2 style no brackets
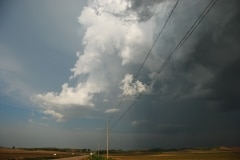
118,0,240,148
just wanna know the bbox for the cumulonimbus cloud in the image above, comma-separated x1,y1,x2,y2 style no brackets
33,0,170,121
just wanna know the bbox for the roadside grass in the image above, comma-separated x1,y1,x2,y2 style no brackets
88,155,107,160
87,155,115,160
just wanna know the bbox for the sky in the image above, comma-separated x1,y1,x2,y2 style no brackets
0,0,240,150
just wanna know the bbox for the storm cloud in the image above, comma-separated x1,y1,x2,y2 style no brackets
1,0,240,149
122,0,240,148
34,0,240,148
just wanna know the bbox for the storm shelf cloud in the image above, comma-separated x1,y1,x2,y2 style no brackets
0,0,240,149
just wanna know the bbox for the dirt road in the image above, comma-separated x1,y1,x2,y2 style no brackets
53,155,89,160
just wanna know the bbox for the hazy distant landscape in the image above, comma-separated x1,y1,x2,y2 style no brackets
1,146,240,160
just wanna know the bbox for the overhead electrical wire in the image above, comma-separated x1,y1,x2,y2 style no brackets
98,0,180,147
97,0,219,149
109,0,219,130
151,0,219,83
106,0,176,126
109,0,180,130
133,0,179,81
106,2,163,124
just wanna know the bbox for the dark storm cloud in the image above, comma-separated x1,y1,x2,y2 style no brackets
208,58,240,111
123,0,240,148
147,0,240,111
186,1,240,111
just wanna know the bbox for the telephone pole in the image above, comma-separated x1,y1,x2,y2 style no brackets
98,144,99,158
106,120,109,159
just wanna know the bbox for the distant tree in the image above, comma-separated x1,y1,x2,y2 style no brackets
12,146,15,149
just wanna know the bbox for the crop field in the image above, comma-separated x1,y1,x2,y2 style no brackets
1,147,240,160
107,149,240,160
108,152,240,160
0,148,83,160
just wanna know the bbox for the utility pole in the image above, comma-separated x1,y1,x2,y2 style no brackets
106,120,109,160
98,144,99,158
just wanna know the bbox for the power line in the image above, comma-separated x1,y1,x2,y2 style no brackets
106,3,159,124
107,0,179,125
108,100,122,122
109,0,180,129
99,0,218,150
110,94,142,129
151,0,218,83
133,0,179,81
110,0,218,130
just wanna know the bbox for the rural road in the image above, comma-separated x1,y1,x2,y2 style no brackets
53,155,89,160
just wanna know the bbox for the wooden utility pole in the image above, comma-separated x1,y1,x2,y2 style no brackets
98,144,99,158
106,120,109,159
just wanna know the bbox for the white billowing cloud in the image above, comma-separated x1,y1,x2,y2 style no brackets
35,82,101,107
34,0,168,120
72,6,147,77
43,109,63,122
105,108,120,113
72,0,160,78
120,74,147,96
91,0,131,15
120,23,148,65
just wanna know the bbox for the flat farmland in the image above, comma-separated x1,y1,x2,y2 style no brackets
1,147,239,160
108,148,240,160
0,148,84,160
